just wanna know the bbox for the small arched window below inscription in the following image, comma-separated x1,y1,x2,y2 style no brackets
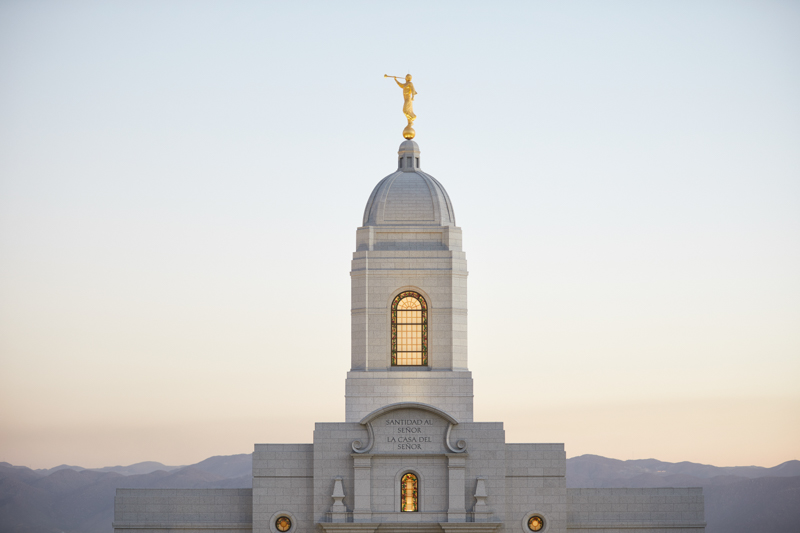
401,472,418,512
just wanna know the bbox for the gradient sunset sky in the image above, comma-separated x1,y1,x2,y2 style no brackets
1,1,798,470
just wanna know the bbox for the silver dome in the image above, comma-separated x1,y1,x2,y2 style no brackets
362,141,456,227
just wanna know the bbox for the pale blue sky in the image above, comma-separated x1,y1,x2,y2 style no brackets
1,1,798,469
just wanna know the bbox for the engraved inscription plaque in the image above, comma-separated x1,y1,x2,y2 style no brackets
371,408,449,454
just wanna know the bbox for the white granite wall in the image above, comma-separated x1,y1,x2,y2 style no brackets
445,422,508,523
113,488,252,532
566,487,705,532
344,370,473,423
252,444,314,533
370,455,449,519
347,224,471,423
504,443,568,533
350,248,468,372
312,411,513,525
351,142,472,427
312,422,364,524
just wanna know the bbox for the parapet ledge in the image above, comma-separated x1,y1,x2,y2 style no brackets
113,523,251,529
318,523,502,533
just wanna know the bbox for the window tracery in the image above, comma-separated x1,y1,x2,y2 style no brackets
391,291,427,366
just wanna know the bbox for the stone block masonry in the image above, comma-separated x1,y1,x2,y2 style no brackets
113,488,252,532
566,488,705,532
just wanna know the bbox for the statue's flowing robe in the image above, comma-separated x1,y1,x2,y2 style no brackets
402,85,416,122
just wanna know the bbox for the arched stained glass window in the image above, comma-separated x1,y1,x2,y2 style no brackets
401,472,418,512
391,291,427,366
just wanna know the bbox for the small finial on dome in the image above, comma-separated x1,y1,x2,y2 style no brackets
384,73,417,139
397,139,420,172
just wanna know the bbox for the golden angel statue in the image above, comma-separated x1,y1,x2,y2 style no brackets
385,73,418,139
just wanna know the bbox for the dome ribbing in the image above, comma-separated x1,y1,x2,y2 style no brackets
362,141,456,227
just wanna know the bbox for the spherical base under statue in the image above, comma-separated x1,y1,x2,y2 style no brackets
403,124,416,139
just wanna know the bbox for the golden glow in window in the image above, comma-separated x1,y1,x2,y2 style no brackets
401,472,418,512
397,297,422,364
276,517,292,532
527,516,543,531
391,291,427,366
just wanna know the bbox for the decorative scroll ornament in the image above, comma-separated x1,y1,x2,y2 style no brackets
351,421,374,453
445,422,467,453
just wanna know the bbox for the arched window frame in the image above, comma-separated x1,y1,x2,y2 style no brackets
400,472,419,512
391,291,428,366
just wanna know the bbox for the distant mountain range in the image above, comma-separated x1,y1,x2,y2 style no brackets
25,460,185,477
566,454,800,486
20,453,256,479
1,454,798,532
0,455,252,533
566,455,800,533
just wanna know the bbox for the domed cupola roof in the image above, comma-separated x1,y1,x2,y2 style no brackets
362,140,456,227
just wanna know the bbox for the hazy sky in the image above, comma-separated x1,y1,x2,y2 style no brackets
1,1,798,470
